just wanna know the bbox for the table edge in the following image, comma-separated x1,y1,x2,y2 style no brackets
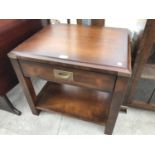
8,51,132,77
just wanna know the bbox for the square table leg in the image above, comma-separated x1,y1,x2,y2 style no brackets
10,58,39,115
105,76,129,135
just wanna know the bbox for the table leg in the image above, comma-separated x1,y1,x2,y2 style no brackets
10,59,39,115
0,95,21,115
105,76,129,135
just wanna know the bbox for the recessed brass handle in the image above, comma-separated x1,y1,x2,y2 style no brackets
57,72,70,79
54,69,73,81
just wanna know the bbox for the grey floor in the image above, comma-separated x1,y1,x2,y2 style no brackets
0,78,155,135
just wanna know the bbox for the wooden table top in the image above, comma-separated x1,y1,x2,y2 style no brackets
9,24,131,75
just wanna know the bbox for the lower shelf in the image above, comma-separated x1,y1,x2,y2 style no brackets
129,100,155,111
36,82,112,124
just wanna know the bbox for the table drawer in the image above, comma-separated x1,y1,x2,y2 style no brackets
19,60,116,92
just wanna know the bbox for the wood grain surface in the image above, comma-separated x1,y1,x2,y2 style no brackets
19,60,116,92
36,82,111,123
9,24,131,75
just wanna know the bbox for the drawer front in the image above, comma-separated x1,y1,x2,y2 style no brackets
19,60,116,92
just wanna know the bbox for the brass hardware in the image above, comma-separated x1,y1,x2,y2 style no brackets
54,69,73,81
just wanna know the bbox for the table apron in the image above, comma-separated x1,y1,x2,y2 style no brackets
19,60,116,92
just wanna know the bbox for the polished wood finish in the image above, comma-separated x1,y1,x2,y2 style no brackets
10,24,131,75
0,19,43,115
125,19,155,111
10,59,39,115
36,83,111,123
128,20,155,103
105,77,129,134
9,24,131,134
0,19,43,95
129,100,155,111
19,60,116,92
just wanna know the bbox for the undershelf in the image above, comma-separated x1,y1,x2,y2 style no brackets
36,82,112,124
129,100,155,111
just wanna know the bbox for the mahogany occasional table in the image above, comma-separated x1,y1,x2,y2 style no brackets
8,24,131,134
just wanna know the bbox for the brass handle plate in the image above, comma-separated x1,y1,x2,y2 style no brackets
53,69,73,81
